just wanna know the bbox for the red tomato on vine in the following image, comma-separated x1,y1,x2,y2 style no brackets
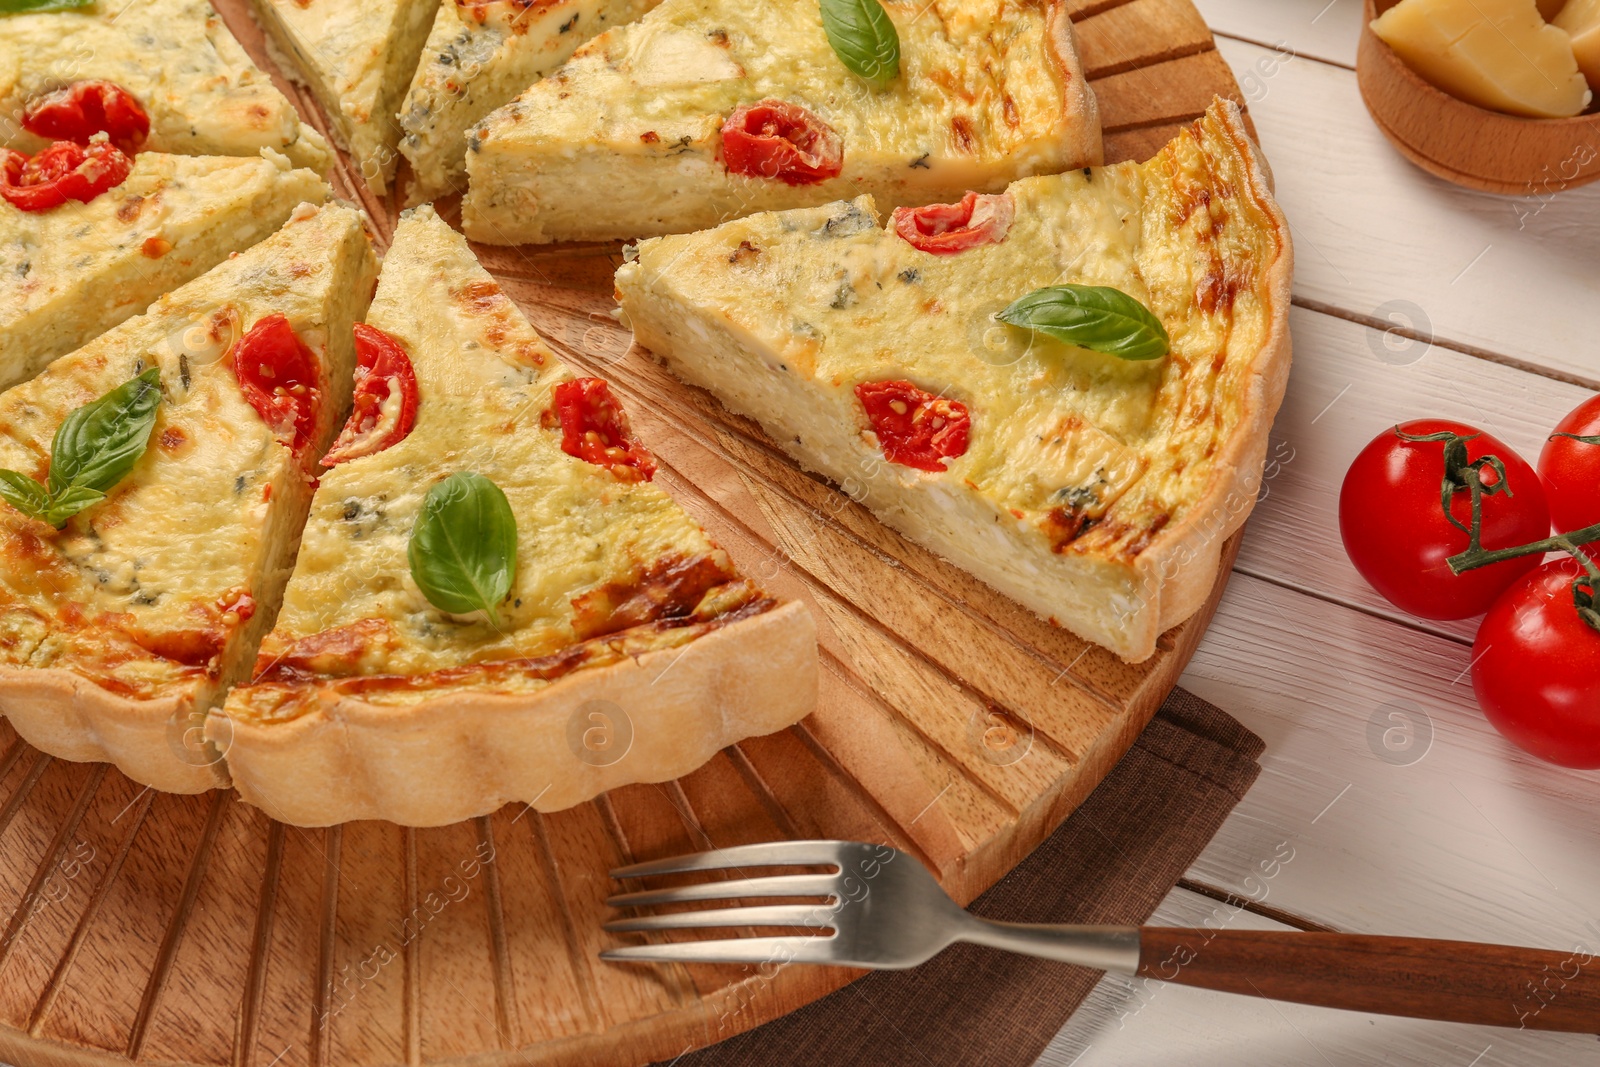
1339,420,1550,620
1538,394,1600,537
1473,557,1600,769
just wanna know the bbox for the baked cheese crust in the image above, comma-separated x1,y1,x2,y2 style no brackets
462,0,1099,244
0,150,329,391
0,0,332,172
616,100,1292,661
250,0,439,196
218,206,815,827
0,204,377,794
399,0,661,206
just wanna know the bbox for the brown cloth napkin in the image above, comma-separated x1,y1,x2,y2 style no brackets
661,687,1264,1067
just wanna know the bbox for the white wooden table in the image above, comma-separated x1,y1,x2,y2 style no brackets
1039,3,1600,1063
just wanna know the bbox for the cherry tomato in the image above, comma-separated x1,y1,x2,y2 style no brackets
231,314,322,459
892,192,1015,255
1472,556,1600,768
855,380,971,473
322,325,420,466
22,81,150,154
552,377,657,482
1339,419,1550,619
721,100,843,185
1538,393,1600,537
0,140,132,213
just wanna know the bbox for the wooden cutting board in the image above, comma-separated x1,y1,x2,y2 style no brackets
0,3,1250,1065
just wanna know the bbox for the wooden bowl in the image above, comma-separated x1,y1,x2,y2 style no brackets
1358,0,1600,195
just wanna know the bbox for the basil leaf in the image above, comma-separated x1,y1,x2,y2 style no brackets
43,485,107,528
408,471,518,625
997,285,1171,361
47,367,163,507
0,368,162,528
0,0,95,14
821,0,900,89
0,471,50,522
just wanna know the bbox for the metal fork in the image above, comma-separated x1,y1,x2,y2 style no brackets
601,841,1599,1033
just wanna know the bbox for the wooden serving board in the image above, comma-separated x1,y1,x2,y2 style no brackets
0,3,1250,1065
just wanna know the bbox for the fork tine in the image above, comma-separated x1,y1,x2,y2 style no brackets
603,904,833,933
600,935,839,966
607,874,837,908
609,841,846,880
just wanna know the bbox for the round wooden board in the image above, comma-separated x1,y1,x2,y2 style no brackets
0,3,1250,1066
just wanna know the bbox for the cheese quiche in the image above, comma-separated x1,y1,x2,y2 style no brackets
1,150,328,391
0,204,377,794
616,101,1292,662
462,0,1100,245
250,0,438,196
399,0,661,206
218,206,815,828
0,0,331,172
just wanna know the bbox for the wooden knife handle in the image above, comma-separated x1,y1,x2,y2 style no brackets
1137,928,1600,1032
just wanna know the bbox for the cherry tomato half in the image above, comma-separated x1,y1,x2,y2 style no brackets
552,377,657,482
1473,556,1600,769
231,314,322,459
892,192,1016,255
856,380,971,473
0,140,132,213
1538,393,1600,537
721,100,843,185
1339,419,1550,620
322,325,420,466
23,81,150,154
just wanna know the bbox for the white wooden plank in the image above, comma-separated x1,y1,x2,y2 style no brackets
1037,888,1594,1066
1178,572,1600,949
1214,36,1600,387
1195,0,1364,67
1238,306,1594,644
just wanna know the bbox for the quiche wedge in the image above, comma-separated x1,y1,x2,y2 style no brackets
0,0,332,172
399,0,661,206
218,206,815,828
462,0,1100,244
250,0,439,196
0,204,377,794
616,100,1292,662
1,150,329,391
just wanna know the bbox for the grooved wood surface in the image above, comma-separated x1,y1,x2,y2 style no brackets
0,3,1249,1065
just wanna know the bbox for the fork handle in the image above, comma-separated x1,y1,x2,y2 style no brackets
1138,928,1600,1033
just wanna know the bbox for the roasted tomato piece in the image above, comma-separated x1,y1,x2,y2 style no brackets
721,100,843,185
231,314,322,458
553,377,657,482
0,140,132,212
892,192,1015,255
856,380,971,472
23,81,150,154
322,325,420,466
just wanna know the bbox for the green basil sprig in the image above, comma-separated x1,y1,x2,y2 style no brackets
408,471,518,626
821,0,900,90
0,0,95,14
997,285,1171,361
0,368,163,528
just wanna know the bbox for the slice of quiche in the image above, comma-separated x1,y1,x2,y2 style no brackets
1,150,328,391
218,206,815,828
250,0,439,196
0,0,331,172
461,0,1100,244
616,100,1292,662
399,0,661,206
0,204,377,794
